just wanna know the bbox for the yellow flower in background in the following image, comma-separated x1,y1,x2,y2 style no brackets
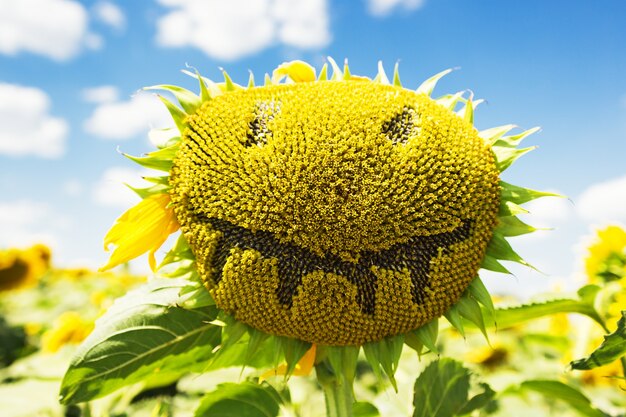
0,244,51,292
585,225,626,282
42,311,94,353
100,193,180,272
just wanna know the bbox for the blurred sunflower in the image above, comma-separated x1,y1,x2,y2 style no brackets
0,244,51,292
585,225,626,283
99,59,551,395
41,311,94,353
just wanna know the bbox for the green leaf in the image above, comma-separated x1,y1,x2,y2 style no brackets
480,293,603,331
412,358,471,417
194,382,281,417
354,401,380,417
59,278,221,404
519,380,608,417
144,84,201,114
457,383,496,416
571,311,626,370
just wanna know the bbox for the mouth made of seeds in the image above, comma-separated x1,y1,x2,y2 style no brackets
195,214,473,315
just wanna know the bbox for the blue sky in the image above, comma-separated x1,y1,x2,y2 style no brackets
1,0,625,297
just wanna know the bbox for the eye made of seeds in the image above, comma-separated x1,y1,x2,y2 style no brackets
381,106,420,145
244,101,281,148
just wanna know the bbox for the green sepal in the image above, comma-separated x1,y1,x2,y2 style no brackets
244,328,270,370
222,70,236,91
278,336,312,378
158,95,188,134
493,144,536,172
393,62,402,87
486,232,530,268
463,95,474,124
247,71,255,88
497,126,540,147
416,68,453,96
468,278,496,325
219,315,249,353
343,59,352,80
325,345,360,384
179,284,215,309
496,215,537,237
318,63,329,81
126,182,170,199
327,57,342,81
500,181,561,205
264,73,272,86
456,295,489,343
144,84,201,114
374,61,390,85
480,254,512,274
444,304,465,338
434,91,464,111
410,319,439,354
142,175,170,186
499,199,529,217
478,124,517,143
196,70,210,102
363,335,403,390
124,143,179,172
149,127,180,149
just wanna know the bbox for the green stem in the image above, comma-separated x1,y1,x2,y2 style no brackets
315,362,354,417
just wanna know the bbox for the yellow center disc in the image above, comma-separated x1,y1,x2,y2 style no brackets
170,81,500,345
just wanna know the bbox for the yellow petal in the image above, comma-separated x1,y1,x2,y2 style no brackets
259,344,317,382
272,60,316,83
100,193,180,272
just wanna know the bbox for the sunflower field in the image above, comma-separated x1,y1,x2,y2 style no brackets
0,60,624,417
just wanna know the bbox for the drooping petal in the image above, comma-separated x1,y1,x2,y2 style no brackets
259,344,316,381
100,193,180,272
273,60,316,83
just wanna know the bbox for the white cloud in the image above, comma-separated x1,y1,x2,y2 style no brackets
0,200,59,249
366,0,425,16
155,0,331,61
577,174,626,223
93,1,126,31
84,92,174,140
521,193,572,228
63,179,84,197
92,167,150,208
0,0,90,60
82,85,120,103
0,83,68,158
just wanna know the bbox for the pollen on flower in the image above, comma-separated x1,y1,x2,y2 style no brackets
169,81,500,346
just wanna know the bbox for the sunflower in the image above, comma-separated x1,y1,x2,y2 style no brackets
100,59,551,411
0,244,51,292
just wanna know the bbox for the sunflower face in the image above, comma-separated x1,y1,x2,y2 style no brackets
169,81,500,345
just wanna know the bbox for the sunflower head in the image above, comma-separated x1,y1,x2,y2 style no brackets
102,59,551,352
0,244,51,292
